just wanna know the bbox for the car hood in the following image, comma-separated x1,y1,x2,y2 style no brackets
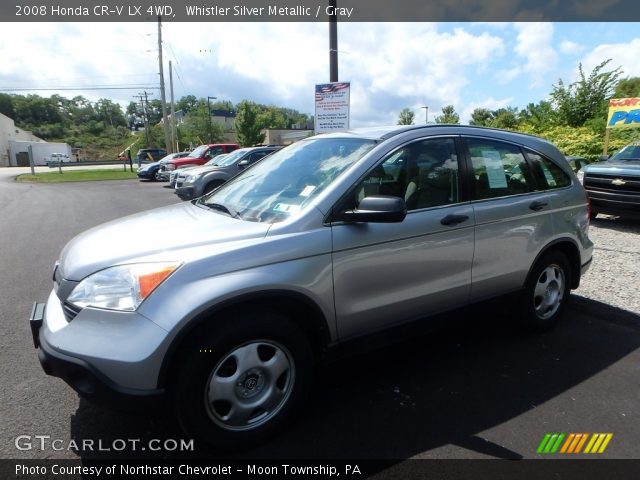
59,202,270,280
138,161,160,171
179,164,229,176
584,161,640,176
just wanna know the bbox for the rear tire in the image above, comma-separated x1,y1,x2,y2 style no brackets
173,309,313,450
520,251,571,332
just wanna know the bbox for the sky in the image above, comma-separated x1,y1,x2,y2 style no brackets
0,22,639,125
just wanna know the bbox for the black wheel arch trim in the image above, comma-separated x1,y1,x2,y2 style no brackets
156,289,332,390
525,238,583,290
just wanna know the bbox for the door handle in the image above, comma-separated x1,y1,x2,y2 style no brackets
529,201,548,211
440,214,469,226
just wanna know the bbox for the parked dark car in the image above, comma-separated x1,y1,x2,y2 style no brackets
135,148,167,164
174,146,281,200
136,152,190,181
577,143,640,218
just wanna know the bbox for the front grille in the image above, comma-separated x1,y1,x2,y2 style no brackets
584,173,640,195
61,302,81,322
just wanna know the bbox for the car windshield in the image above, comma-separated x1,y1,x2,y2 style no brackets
187,145,208,158
197,137,377,223
610,145,640,161
204,154,229,166
215,149,251,167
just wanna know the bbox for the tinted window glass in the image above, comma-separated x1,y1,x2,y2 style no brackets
466,138,534,200
525,150,571,189
356,138,460,211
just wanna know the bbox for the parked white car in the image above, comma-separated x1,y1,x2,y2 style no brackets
46,153,71,166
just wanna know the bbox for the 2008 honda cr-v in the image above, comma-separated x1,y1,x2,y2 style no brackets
31,125,593,449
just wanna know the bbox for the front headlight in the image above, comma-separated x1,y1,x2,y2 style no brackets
67,262,181,312
576,170,585,185
186,174,199,183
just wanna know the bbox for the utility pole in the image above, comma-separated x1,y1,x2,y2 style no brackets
207,96,217,143
157,16,172,153
169,60,177,152
135,91,153,148
143,91,152,148
329,0,338,82
421,105,429,124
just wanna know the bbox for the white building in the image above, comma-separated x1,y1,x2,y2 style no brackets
0,112,71,166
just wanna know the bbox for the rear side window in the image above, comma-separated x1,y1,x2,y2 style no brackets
465,138,534,200
525,150,571,189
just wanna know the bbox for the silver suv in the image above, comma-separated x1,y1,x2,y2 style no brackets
30,125,593,449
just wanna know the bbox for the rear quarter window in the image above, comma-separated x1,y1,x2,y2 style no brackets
525,150,571,189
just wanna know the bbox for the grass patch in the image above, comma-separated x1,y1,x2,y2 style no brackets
16,169,138,183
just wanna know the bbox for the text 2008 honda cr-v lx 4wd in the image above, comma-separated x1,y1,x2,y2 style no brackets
31,125,593,449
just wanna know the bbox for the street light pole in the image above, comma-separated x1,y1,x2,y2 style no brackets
207,96,217,143
421,105,429,124
329,0,338,82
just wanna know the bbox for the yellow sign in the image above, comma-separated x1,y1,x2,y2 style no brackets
607,98,640,129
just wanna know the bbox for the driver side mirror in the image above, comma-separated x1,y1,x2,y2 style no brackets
598,154,610,162
238,159,251,170
339,196,407,223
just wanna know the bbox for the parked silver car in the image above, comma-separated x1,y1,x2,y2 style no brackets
175,146,281,200
172,153,230,190
31,125,593,450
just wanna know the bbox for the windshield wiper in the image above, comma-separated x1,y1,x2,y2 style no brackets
202,202,242,219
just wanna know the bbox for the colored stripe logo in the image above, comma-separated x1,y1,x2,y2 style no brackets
537,433,613,454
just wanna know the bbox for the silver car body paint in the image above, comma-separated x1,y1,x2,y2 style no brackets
40,125,593,392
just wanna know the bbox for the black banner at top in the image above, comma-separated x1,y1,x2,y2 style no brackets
3,0,640,22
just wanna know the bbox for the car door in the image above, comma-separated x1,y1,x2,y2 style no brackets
462,136,555,302
331,137,475,340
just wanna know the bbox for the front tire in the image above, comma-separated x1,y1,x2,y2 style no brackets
520,251,571,332
173,310,313,450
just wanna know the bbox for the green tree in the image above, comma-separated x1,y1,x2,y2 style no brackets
550,59,622,127
257,106,287,129
469,108,494,126
613,77,640,98
397,107,415,125
235,100,265,146
176,95,198,114
0,93,15,118
95,99,126,128
519,101,556,131
491,107,520,130
179,102,225,145
434,105,460,124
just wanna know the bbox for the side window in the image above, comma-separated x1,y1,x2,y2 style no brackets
355,138,460,211
466,138,534,200
525,150,571,189
248,151,269,162
206,147,224,158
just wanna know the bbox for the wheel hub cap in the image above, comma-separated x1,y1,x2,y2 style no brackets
236,370,265,398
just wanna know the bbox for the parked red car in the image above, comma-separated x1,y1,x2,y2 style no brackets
160,143,240,177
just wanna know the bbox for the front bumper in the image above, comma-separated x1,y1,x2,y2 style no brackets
174,185,195,200
157,170,171,181
30,296,168,411
586,189,640,216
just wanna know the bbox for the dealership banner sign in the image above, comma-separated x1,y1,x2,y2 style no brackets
607,98,640,129
314,82,351,133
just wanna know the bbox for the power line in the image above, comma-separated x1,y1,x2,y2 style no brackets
0,86,160,92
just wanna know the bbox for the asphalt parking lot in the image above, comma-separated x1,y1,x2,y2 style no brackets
1,171,639,466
